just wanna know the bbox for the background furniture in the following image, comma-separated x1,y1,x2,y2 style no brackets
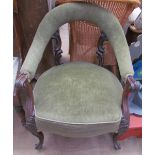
13,0,54,79
13,0,25,63
130,34,142,62
126,2,142,45
126,25,142,47
118,115,142,140
56,0,140,77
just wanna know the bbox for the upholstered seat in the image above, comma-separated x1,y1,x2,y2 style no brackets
34,62,123,137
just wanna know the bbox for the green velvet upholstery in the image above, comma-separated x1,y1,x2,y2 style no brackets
34,62,123,137
20,3,134,81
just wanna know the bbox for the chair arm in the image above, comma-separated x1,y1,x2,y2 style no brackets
121,75,141,123
15,73,34,118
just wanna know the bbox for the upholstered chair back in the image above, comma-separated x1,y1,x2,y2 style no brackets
21,3,134,81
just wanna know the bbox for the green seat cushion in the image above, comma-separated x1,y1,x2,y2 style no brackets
34,62,123,137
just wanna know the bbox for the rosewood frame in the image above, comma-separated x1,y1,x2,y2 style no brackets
13,0,25,63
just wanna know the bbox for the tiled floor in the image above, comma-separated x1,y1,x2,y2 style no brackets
13,24,142,155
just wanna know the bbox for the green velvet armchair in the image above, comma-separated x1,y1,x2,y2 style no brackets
15,2,139,150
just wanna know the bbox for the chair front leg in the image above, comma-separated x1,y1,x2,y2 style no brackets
113,75,140,150
16,73,44,150
13,88,26,126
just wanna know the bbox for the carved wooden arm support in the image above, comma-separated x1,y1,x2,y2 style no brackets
15,73,34,118
121,75,140,125
15,73,44,149
96,31,108,67
51,30,63,65
114,75,141,143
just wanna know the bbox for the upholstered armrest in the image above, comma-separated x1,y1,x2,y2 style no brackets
20,3,134,80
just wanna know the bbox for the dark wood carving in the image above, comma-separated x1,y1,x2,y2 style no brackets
52,30,63,65
15,73,44,149
13,0,25,62
96,31,108,66
13,88,26,126
113,75,141,150
25,115,44,150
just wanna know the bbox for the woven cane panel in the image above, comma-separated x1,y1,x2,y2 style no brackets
57,0,139,65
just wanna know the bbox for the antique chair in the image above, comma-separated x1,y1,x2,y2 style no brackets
15,3,139,150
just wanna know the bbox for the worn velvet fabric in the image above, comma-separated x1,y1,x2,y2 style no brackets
20,3,134,80
34,62,123,137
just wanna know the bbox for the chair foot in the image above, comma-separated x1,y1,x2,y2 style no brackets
113,133,121,150
35,132,44,150
112,116,129,150
25,115,44,149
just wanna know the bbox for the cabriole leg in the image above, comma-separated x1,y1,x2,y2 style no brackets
25,115,44,150
113,116,129,150
113,133,121,150
13,89,26,126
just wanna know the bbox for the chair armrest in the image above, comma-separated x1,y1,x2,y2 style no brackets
15,73,34,117
121,75,140,123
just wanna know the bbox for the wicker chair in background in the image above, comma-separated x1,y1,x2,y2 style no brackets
56,0,140,77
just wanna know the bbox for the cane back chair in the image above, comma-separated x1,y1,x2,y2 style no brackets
56,0,140,76
15,3,140,150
